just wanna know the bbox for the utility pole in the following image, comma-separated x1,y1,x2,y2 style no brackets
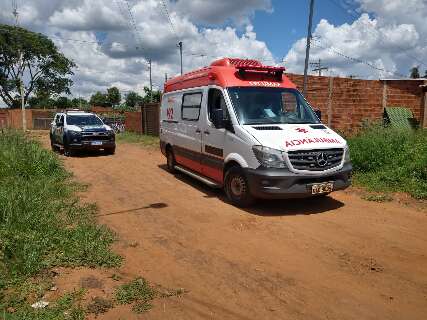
13,0,26,131
310,59,328,76
149,59,153,103
303,0,315,96
165,73,168,82
178,41,183,75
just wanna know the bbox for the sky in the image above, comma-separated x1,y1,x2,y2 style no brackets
0,0,426,103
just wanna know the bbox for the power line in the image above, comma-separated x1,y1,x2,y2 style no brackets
326,0,426,68
159,0,179,40
311,37,406,78
310,58,328,76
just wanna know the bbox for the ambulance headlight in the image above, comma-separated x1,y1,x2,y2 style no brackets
344,144,351,163
252,146,287,169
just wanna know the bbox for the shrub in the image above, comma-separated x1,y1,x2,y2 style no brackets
348,125,427,199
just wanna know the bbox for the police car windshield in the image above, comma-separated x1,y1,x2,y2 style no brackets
67,115,103,126
227,87,320,125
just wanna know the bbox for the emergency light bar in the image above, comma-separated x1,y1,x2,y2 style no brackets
235,65,286,81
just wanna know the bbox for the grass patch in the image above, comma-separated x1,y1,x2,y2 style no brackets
361,193,394,203
0,131,121,315
115,278,156,314
348,125,427,199
116,132,159,147
3,289,86,320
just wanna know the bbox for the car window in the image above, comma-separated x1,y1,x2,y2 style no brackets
181,92,202,121
66,115,103,126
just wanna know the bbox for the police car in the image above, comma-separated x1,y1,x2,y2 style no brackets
50,110,116,156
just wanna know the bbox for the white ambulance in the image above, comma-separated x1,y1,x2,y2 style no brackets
160,58,352,206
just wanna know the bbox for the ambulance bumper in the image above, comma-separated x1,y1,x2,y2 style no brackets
244,163,352,199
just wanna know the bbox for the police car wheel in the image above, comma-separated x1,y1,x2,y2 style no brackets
105,147,115,155
166,148,176,173
224,167,255,207
63,139,73,157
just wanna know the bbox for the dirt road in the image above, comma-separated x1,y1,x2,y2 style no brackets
45,135,427,319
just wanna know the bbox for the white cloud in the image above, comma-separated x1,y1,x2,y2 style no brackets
173,0,272,25
284,0,427,79
0,0,275,100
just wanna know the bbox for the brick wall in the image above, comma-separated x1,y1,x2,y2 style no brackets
7,109,33,130
124,111,142,134
286,73,426,131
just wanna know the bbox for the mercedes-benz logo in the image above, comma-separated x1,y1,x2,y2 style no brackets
316,152,328,167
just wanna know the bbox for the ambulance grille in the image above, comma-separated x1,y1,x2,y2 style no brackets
287,148,344,171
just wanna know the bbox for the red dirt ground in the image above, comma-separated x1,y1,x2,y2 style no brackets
37,133,427,319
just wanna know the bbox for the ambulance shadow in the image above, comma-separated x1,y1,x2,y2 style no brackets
244,196,345,217
158,165,344,216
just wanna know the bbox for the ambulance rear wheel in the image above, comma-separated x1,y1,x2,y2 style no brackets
166,147,176,173
224,166,255,207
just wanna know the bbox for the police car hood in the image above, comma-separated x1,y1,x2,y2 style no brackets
67,124,112,132
243,123,347,151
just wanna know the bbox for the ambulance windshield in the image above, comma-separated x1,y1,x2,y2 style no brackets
227,87,320,125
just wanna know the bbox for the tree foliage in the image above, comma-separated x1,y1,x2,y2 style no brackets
125,91,143,108
89,91,108,107
142,86,161,103
107,86,121,106
409,66,420,79
0,24,75,108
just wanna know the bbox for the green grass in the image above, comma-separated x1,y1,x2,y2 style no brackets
116,132,159,147
0,130,121,316
115,278,156,314
348,125,427,200
3,289,86,320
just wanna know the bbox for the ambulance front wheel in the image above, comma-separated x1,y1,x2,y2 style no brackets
224,166,255,207
166,147,176,173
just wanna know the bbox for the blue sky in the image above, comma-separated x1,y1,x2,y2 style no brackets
252,0,358,61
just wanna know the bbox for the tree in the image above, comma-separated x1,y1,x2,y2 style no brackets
0,24,75,108
71,97,89,110
142,86,161,103
55,96,72,109
410,66,420,79
125,91,143,108
89,91,108,107
107,86,121,107
424,70,427,79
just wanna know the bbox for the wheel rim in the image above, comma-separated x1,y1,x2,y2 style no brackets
230,175,246,197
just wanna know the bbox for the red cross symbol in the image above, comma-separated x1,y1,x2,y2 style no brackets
295,128,308,133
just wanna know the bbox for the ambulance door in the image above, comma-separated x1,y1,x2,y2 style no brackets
200,88,228,183
174,91,204,173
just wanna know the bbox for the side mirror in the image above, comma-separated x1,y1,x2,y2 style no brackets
315,110,322,121
211,109,225,129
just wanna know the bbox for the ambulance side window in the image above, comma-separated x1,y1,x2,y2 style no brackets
208,89,228,122
181,92,202,121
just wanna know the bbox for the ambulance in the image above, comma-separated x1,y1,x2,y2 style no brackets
160,58,352,207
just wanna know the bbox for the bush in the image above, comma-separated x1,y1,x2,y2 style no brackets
0,131,121,289
348,125,427,199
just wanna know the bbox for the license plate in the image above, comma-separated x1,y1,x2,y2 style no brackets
311,182,334,194
91,141,103,146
